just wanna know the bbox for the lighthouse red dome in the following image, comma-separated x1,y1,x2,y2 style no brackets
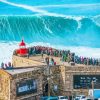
19,40,26,46
16,39,28,56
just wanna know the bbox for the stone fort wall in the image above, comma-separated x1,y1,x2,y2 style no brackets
12,55,100,96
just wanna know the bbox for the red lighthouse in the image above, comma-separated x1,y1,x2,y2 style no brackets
16,40,28,56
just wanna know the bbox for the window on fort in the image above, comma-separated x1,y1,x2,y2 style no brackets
16,79,37,96
73,75,100,89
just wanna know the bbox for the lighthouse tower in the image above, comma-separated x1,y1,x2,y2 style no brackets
17,40,28,56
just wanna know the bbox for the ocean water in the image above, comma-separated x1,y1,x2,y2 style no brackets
0,0,100,64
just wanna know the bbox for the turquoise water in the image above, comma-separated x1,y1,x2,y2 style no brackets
0,0,100,48
0,15,100,47
0,0,100,63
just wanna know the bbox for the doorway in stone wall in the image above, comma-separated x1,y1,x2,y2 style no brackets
43,82,48,96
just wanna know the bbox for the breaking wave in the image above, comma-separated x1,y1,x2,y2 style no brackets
0,15,100,48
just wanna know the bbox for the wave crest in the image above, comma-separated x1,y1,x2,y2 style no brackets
0,15,100,48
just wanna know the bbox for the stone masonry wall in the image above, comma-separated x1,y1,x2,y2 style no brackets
43,65,66,96
65,66,100,96
12,55,44,67
12,55,100,96
0,70,11,100
9,68,43,100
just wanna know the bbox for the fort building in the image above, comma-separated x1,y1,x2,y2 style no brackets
12,55,100,97
0,41,100,100
0,66,43,100
1,54,100,100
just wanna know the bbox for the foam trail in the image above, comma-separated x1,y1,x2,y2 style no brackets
92,15,100,27
0,0,48,14
34,3,100,8
0,0,67,17
41,18,53,34
1,0,94,19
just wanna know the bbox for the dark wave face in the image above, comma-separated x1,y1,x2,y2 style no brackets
0,15,100,48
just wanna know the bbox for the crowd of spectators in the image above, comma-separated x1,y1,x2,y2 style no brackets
1,46,99,69
27,46,100,66
0,62,13,69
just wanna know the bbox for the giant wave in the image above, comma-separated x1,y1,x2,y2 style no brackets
0,15,100,47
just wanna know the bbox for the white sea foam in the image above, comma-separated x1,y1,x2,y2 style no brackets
0,41,18,64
